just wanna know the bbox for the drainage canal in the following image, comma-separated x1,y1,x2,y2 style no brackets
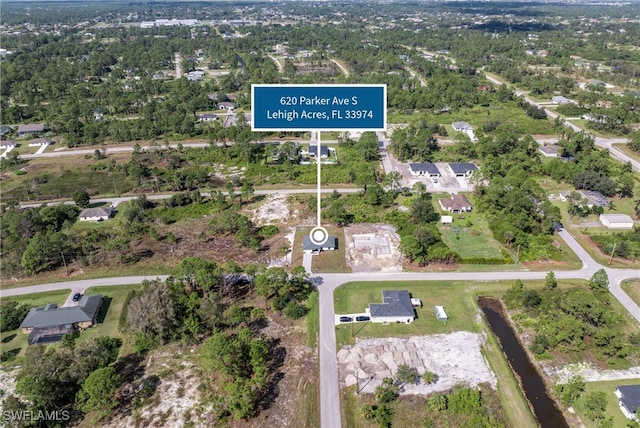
479,297,568,428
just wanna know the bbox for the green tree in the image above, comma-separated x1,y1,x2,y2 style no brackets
555,375,585,406
422,371,436,385
76,366,121,418
73,190,91,208
544,271,558,291
589,269,609,294
427,393,448,411
395,364,419,387
0,302,31,332
374,377,399,404
583,391,607,426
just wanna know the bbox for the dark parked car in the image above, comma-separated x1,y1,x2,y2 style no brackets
355,316,370,322
72,293,82,302
339,316,352,323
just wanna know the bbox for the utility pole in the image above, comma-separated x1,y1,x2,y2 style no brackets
515,244,521,264
60,250,68,276
608,242,617,265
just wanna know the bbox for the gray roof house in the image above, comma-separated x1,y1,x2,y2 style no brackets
302,235,337,254
452,121,474,131
409,163,441,177
449,162,477,177
17,123,45,136
308,145,329,158
79,206,113,221
615,385,640,421
367,290,416,324
20,295,103,345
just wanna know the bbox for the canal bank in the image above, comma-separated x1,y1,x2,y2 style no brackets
479,297,569,428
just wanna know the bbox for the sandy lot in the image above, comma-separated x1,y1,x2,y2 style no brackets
337,332,497,395
251,193,293,225
343,224,403,272
542,361,640,384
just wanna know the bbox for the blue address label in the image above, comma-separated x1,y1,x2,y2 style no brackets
251,84,386,131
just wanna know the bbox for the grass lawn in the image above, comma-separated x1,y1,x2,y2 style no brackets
621,279,640,308
291,226,351,273
337,280,538,428
306,291,319,348
612,143,640,163
74,284,142,355
573,378,640,428
438,213,505,260
0,290,71,362
334,281,495,347
431,192,506,260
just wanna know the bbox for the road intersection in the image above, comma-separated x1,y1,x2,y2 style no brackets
1,226,638,428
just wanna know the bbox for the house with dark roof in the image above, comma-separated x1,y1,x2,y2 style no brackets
20,295,103,345
302,235,337,254
409,163,440,178
439,194,473,213
366,290,416,324
79,206,113,222
308,145,329,158
449,162,477,177
615,385,640,421
0,125,11,136
17,123,45,137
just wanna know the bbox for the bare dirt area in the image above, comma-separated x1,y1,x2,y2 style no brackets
343,223,403,272
337,332,497,395
250,193,294,226
103,315,316,428
541,361,640,384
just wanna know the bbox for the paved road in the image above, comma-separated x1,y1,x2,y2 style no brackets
18,187,364,209
484,73,640,173
1,227,639,428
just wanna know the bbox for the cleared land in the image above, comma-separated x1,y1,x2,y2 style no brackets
337,332,497,394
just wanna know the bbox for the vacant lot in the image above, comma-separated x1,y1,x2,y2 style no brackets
337,332,497,394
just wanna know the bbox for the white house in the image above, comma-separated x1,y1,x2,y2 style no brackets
79,206,113,222
28,138,51,147
615,385,640,421
599,214,634,229
409,163,441,179
449,162,477,177
552,96,573,104
452,121,476,141
302,235,336,254
366,290,416,324
0,140,17,149
198,114,218,122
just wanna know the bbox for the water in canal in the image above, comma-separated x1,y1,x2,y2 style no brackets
479,297,569,428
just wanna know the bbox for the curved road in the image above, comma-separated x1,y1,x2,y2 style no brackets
484,73,640,173
1,226,639,428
